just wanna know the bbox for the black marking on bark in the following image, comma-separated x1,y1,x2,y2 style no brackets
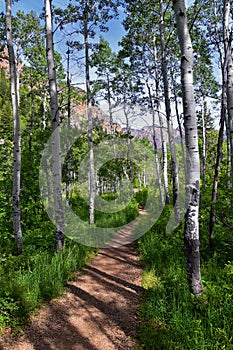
179,8,185,16
181,55,188,62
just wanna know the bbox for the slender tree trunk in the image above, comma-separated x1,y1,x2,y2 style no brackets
45,0,65,252
173,0,204,297
106,73,121,193
171,67,186,175
42,89,47,129
65,44,71,207
6,0,23,254
153,37,170,204
201,99,207,190
29,68,35,153
226,117,231,188
123,103,133,180
84,11,95,225
146,79,164,205
107,73,117,158
224,0,233,186
209,1,227,244
209,111,225,247
160,0,180,220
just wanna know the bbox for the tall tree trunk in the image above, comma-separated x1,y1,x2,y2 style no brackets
224,0,233,186
209,111,225,247
226,117,231,188
209,0,229,245
171,67,186,175
173,0,204,297
201,99,207,190
45,0,65,252
84,9,95,225
160,0,180,221
65,44,71,207
29,68,35,153
42,89,47,129
6,0,23,254
123,103,133,180
153,36,170,204
146,78,164,205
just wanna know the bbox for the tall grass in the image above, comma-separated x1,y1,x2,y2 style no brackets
137,206,233,349
0,191,139,331
70,191,139,228
0,243,94,329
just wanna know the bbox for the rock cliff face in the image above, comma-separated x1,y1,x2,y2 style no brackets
0,47,22,76
70,100,182,150
70,101,122,133
0,47,9,71
121,125,181,150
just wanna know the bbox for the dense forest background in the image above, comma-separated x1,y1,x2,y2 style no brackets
0,0,233,349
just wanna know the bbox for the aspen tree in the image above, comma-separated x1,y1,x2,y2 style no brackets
173,0,204,297
45,0,65,251
6,0,23,254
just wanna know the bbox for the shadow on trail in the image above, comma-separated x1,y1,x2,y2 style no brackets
99,251,141,268
23,301,101,350
86,265,143,293
14,243,143,350
67,284,139,338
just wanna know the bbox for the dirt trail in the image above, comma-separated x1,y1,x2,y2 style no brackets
0,213,146,350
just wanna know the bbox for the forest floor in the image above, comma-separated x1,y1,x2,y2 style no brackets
0,212,146,350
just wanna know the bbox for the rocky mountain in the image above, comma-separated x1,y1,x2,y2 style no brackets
70,100,181,150
122,125,181,150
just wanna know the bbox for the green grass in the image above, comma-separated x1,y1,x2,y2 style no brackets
0,191,139,331
70,191,139,228
0,243,94,330
137,206,233,350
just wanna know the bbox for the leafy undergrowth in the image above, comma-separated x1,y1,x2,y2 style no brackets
70,191,139,228
137,206,233,350
0,191,139,332
0,242,94,332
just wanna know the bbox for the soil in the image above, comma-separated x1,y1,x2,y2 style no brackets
0,213,146,350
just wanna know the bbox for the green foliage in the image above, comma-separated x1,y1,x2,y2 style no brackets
0,243,94,329
70,191,139,228
0,296,20,329
134,187,148,207
137,205,233,349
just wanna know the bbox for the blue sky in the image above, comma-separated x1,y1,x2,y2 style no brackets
0,0,194,129
0,0,126,51
0,0,193,51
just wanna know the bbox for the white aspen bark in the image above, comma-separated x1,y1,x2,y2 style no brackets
107,74,117,158
143,169,147,187
6,0,23,254
209,1,227,244
146,79,164,205
226,118,231,188
173,0,204,297
153,37,170,204
138,173,142,188
224,0,233,186
45,0,65,251
209,112,225,245
160,0,180,220
42,90,47,129
29,68,35,153
162,138,169,203
123,103,133,180
84,12,95,225
66,45,71,207
106,72,121,193
171,67,186,175
201,100,207,189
